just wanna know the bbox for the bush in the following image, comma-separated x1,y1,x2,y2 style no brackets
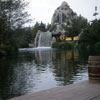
0,43,18,56
94,42,100,49
79,19,100,45
94,42,100,55
52,42,73,49
78,42,100,56
78,43,88,49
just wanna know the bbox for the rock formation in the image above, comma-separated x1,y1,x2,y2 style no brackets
51,1,78,26
51,1,78,36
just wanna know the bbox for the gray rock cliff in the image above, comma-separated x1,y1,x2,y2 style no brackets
51,1,78,26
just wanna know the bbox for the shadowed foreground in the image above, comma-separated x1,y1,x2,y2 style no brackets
9,81,100,100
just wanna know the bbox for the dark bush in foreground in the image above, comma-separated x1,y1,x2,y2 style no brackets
0,44,18,56
52,42,73,49
78,42,100,56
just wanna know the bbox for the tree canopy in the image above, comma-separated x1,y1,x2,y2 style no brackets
0,0,30,56
79,19,100,44
67,16,88,40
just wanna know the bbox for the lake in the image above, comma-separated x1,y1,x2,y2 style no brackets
0,48,88,100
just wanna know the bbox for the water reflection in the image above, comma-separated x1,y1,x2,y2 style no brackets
0,48,88,100
34,48,52,65
52,49,88,85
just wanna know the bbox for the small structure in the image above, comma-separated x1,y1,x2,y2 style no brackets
65,36,80,41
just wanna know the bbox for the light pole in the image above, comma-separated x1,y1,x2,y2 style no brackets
93,6,99,19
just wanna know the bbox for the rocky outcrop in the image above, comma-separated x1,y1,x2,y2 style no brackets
51,1,78,26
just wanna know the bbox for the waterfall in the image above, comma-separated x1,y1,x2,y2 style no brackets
59,8,63,24
38,31,52,47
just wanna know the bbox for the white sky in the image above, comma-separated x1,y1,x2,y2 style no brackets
26,0,100,25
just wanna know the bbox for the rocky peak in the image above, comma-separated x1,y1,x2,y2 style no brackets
61,1,69,8
51,1,77,25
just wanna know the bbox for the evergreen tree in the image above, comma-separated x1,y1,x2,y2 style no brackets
67,16,88,40
39,21,46,32
46,23,51,31
67,19,80,40
32,22,40,39
79,19,100,44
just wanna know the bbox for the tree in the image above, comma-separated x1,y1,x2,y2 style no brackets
78,15,88,30
79,19,100,44
46,23,51,31
39,21,46,32
14,27,34,48
0,0,30,55
32,22,40,39
67,16,88,40
67,19,80,40
0,0,30,29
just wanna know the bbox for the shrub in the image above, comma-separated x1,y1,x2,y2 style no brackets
0,43,18,56
52,42,73,49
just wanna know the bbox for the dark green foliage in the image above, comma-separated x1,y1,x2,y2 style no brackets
52,42,73,49
79,19,100,45
94,42,100,53
46,23,51,31
32,22,40,39
94,42,100,49
49,24,56,32
0,0,30,56
32,22,47,40
15,22,51,48
78,15,88,30
14,27,34,48
78,19,100,55
66,15,88,40
0,43,18,56
39,22,46,32
56,38,62,42
67,19,80,40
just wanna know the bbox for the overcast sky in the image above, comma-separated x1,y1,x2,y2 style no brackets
26,0,100,25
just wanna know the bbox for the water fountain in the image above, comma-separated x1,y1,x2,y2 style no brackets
34,31,52,48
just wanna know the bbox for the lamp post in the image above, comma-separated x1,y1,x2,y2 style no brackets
93,6,99,19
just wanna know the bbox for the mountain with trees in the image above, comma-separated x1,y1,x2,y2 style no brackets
51,1,88,41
